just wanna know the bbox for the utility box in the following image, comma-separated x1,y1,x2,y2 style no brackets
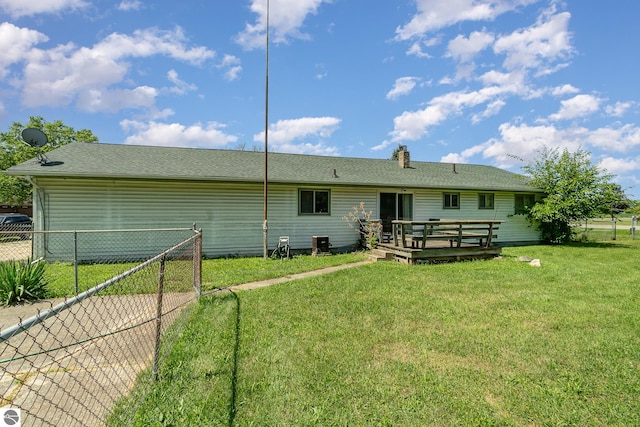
312,235,330,256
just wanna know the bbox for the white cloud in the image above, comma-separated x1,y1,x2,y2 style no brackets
446,30,495,63
0,0,87,17
94,27,213,66
217,54,242,81
395,0,539,40
472,99,506,123
149,108,175,120
20,27,214,112
551,84,579,96
597,156,640,194
117,0,143,12
390,4,578,145
462,122,584,167
598,156,640,176
77,86,157,112
406,41,431,58
605,101,633,117
389,105,448,142
386,77,420,100
0,23,48,78
478,69,524,88
225,66,242,81
407,36,442,57
253,116,341,155
584,124,640,152
442,121,640,170
314,63,328,80
371,139,393,152
121,120,238,148
549,94,601,121
166,70,197,95
493,9,573,73
388,79,529,142
454,63,477,81
117,0,143,11
235,0,330,50
440,152,467,163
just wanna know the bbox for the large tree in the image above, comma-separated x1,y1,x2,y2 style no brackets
603,184,631,216
522,147,625,243
0,116,98,204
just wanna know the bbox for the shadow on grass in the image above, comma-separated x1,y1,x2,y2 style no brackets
566,240,636,249
229,290,241,427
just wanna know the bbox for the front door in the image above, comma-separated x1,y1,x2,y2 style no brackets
379,192,413,233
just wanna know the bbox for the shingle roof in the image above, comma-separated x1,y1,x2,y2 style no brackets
6,142,539,192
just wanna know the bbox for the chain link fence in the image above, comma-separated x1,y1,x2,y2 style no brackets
0,228,203,426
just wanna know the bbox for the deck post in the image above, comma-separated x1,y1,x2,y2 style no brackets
485,223,494,248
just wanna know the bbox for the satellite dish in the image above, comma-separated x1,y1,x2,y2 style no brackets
21,128,52,165
22,128,49,147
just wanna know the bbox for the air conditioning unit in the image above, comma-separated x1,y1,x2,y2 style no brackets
311,235,329,256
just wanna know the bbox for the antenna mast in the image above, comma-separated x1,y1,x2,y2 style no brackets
263,0,270,259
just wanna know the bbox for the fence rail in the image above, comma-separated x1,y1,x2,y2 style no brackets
0,228,202,426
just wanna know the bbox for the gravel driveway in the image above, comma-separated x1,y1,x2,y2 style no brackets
0,239,31,261
1,292,195,426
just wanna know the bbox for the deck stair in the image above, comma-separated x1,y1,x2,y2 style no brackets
368,248,394,262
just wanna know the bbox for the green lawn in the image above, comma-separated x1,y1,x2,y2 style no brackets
110,233,640,426
44,252,366,297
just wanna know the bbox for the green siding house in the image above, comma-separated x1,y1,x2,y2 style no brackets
6,143,542,257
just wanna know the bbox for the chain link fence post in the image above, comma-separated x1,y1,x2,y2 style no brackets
194,229,202,298
73,230,79,294
152,255,166,382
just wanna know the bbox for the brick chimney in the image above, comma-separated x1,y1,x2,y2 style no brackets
398,145,410,169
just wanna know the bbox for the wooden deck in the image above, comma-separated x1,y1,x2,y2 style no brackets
374,219,502,264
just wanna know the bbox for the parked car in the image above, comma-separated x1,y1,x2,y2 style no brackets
0,213,33,239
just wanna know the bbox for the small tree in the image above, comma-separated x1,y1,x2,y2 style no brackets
342,202,382,249
522,147,625,243
390,144,403,161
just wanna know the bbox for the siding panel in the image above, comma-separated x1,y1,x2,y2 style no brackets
34,178,539,259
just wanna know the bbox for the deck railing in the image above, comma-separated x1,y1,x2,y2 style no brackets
391,219,501,249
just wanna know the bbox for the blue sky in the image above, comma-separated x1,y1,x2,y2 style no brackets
1,0,639,198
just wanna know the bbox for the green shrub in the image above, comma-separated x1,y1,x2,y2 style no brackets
0,259,49,306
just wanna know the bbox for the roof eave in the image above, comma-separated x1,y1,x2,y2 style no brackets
14,172,540,192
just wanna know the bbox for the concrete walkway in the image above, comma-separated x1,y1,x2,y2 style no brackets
0,260,371,426
225,260,372,292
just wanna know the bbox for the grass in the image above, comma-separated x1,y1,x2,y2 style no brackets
199,252,366,291
111,233,640,426
43,252,367,297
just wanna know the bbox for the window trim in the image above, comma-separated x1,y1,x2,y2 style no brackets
298,189,331,215
443,192,460,209
478,193,495,210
